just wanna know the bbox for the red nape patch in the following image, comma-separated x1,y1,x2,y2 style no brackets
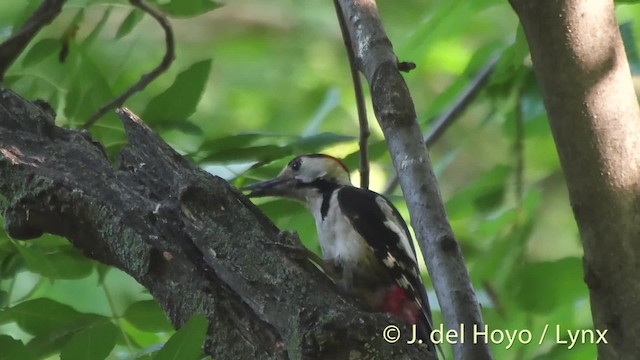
308,153,350,173
383,286,420,324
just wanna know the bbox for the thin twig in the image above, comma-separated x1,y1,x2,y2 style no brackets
0,0,66,82
82,0,174,129
383,55,499,195
333,0,370,189
514,87,524,212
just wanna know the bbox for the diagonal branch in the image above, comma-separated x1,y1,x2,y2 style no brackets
82,0,175,129
336,1,493,359
0,0,67,82
333,0,370,189
0,88,433,360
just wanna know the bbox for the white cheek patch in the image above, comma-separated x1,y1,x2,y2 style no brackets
296,171,326,183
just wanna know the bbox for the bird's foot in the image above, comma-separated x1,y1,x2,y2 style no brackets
275,231,339,281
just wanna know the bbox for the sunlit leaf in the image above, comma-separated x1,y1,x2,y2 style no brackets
22,39,59,67
508,257,587,314
488,25,529,92
0,251,23,279
124,300,173,332
159,0,223,18
0,298,109,336
202,145,292,163
115,9,144,40
445,164,511,218
302,88,341,136
82,7,112,48
59,322,118,360
199,133,286,153
152,314,208,360
13,243,93,280
293,133,354,153
143,60,213,124
343,141,388,170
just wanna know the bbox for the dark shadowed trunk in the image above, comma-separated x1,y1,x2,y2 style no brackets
509,0,640,358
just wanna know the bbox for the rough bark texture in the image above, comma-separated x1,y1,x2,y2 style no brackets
509,1,640,359
0,89,435,359
337,1,492,359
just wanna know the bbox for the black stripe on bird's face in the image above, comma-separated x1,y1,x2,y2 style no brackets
295,178,340,220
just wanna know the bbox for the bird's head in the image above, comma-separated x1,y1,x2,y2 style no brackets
243,154,352,201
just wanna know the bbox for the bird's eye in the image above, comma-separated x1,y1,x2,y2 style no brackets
291,159,302,171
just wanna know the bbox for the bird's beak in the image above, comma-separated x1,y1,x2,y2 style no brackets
241,175,295,198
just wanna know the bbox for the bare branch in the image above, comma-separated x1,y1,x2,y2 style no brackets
83,0,175,129
333,0,370,189
0,0,66,82
336,1,493,359
383,55,498,195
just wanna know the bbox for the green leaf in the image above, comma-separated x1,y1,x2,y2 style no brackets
0,251,23,279
0,290,7,307
115,9,144,40
343,141,388,171
489,25,529,91
22,39,59,67
159,0,222,18
13,243,93,280
60,322,118,360
302,88,341,136
202,144,292,163
63,47,114,123
0,335,36,360
293,133,354,153
445,164,511,218
620,22,640,74
143,60,213,124
153,314,208,360
124,300,173,332
82,7,111,47
0,298,108,336
199,133,260,152
508,257,587,314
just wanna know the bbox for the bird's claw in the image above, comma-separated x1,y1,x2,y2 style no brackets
274,231,339,281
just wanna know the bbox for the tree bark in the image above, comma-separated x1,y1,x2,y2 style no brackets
509,1,640,358
0,89,435,359
336,1,492,359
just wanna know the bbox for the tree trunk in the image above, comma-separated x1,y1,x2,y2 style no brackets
0,89,434,360
509,1,640,358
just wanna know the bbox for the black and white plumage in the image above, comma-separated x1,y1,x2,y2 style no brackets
244,154,436,352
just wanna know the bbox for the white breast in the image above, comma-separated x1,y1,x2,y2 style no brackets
307,191,369,267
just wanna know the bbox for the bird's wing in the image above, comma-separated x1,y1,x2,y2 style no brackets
337,186,434,329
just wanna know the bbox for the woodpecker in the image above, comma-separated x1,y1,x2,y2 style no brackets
243,154,437,352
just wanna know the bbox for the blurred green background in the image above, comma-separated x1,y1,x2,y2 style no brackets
2,0,640,359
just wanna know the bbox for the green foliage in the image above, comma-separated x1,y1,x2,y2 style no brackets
124,301,174,333
152,314,208,360
2,0,640,359
143,59,212,125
